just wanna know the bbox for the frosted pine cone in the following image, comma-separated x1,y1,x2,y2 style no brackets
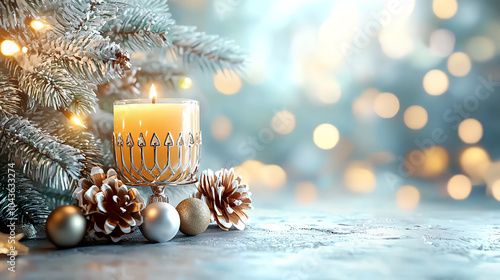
195,168,253,231
72,167,146,242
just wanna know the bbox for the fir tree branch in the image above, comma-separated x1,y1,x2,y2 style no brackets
170,25,247,74
0,65,29,116
0,165,51,232
101,4,175,51
16,64,98,116
28,108,103,179
0,113,85,190
22,31,130,85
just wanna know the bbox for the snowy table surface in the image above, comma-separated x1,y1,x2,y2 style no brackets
2,208,500,280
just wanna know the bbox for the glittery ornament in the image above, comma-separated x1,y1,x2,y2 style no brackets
176,198,210,236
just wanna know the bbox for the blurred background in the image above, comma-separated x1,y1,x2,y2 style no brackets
161,0,500,211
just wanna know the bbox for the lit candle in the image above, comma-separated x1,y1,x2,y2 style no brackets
113,84,200,186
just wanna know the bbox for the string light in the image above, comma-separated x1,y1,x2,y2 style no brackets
71,116,86,128
396,185,420,210
30,20,47,30
178,77,192,89
1,40,21,56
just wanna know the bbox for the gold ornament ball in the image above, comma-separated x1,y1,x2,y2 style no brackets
176,198,211,236
178,77,193,89
46,205,86,248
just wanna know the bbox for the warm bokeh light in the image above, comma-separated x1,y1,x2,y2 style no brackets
344,162,376,193
447,174,472,200
429,29,455,57
214,70,242,95
317,3,359,69
30,20,47,30
422,146,449,177
261,164,287,189
459,146,491,184
406,146,449,178
234,160,265,186
447,52,472,77
432,0,458,19
491,180,500,201
1,40,20,56
71,116,85,128
396,185,420,210
458,118,483,144
149,83,157,99
374,92,399,118
379,25,414,59
313,123,339,150
271,110,296,135
423,69,449,96
295,181,317,205
403,105,428,130
178,77,192,89
314,80,341,104
211,116,233,141
353,88,378,119
466,36,495,62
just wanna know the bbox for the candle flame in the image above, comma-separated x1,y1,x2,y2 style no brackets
149,84,157,99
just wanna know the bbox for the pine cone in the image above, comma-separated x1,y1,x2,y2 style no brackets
72,167,146,242
195,168,253,231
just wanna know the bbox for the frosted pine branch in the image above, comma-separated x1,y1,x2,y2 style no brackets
170,25,247,74
0,113,85,190
101,4,175,51
21,31,130,85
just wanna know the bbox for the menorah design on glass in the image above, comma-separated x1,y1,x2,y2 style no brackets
113,98,201,204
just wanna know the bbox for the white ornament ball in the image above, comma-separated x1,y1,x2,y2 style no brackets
140,202,180,243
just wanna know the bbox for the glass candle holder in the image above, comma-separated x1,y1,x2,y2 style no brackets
113,99,201,204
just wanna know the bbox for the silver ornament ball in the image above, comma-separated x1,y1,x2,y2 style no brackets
46,205,86,248
140,202,180,243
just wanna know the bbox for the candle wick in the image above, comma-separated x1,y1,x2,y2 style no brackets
152,97,156,104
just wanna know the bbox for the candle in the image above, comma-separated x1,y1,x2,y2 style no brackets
113,85,200,185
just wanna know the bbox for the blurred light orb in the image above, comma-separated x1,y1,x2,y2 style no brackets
396,185,420,210
491,180,500,201
407,146,449,177
379,25,414,59
236,160,265,186
432,0,458,19
423,69,449,96
447,52,472,77
271,110,296,135
353,88,378,119
459,146,491,184
429,29,456,57
210,116,233,141
466,36,496,62
313,123,340,150
1,40,20,56
374,92,400,118
178,77,192,89
30,20,47,30
404,105,428,130
344,162,376,194
422,146,449,177
458,118,483,144
261,165,287,189
295,182,318,205
214,70,242,95
447,174,472,200
315,80,341,104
